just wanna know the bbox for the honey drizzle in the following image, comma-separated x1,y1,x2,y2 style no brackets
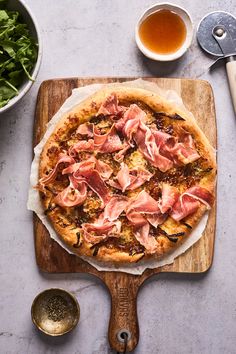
139,9,187,55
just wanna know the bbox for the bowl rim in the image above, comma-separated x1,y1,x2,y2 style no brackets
135,2,194,62
31,288,80,336
0,0,42,114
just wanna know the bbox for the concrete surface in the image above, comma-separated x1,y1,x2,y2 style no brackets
0,1,236,353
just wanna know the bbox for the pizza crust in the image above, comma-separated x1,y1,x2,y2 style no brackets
39,87,216,263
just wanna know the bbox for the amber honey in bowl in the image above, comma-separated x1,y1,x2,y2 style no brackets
139,9,187,55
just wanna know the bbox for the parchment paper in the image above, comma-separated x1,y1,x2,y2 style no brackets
27,79,209,275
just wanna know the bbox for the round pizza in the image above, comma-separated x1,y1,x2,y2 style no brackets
38,87,216,263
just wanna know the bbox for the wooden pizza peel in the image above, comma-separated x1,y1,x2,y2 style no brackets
33,77,216,352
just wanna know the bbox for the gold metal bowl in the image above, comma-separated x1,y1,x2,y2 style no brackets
31,288,80,336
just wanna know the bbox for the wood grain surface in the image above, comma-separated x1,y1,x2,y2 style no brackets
33,77,217,352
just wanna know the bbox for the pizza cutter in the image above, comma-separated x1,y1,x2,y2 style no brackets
197,11,236,113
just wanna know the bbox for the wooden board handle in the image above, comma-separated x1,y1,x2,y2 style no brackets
226,60,236,114
103,273,140,352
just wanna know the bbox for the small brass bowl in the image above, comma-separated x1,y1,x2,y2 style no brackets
31,288,80,336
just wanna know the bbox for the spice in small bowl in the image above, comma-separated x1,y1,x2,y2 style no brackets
135,3,193,61
31,288,80,336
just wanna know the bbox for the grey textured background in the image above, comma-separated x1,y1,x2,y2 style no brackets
0,1,236,353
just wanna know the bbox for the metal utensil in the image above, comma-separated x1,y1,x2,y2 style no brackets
197,11,236,113
31,288,80,336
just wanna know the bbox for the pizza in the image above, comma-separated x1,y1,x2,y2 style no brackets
38,86,216,263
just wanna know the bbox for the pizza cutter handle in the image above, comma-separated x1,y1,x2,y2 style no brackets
103,273,140,353
226,57,236,114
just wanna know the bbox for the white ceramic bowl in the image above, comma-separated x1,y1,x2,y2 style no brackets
0,0,42,114
135,2,193,61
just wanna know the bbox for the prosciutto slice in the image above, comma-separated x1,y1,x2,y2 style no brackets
103,195,128,221
39,153,75,186
153,129,200,165
70,124,124,155
158,184,179,214
82,231,108,245
95,159,113,179
127,190,160,215
76,123,94,137
120,104,147,144
126,190,166,228
80,195,127,245
62,159,94,175
78,169,111,207
69,139,94,156
114,105,174,171
112,102,200,171
115,104,146,132
133,223,158,254
61,156,112,207
81,215,121,244
93,125,123,153
128,169,153,190
163,140,200,165
110,162,130,192
134,121,174,172
108,162,153,192
171,186,213,221
97,93,123,116
63,156,113,180
54,176,87,207
113,141,130,162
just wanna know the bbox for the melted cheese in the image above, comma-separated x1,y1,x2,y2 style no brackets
126,150,147,169
121,223,134,242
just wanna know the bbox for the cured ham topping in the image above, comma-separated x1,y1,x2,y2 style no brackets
133,223,158,254
78,169,111,208
171,186,213,221
76,122,94,137
78,184,213,249
80,196,127,245
184,186,213,207
158,183,179,214
113,141,131,162
82,231,108,245
108,162,153,192
114,105,175,171
157,129,200,165
93,125,123,153
53,156,112,208
97,93,123,116
145,213,167,228
81,223,119,245
63,156,113,180
126,190,166,229
109,99,200,171
126,190,160,215
39,153,75,186
69,96,199,171
70,124,124,155
81,214,121,244
54,176,87,207
62,159,94,175
103,195,128,221
94,159,113,180
69,139,94,156
115,104,147,143
134,121,174,172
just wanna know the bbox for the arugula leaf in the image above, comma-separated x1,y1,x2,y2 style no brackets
0,10,9,22
0,80,17,108
0,4,38,108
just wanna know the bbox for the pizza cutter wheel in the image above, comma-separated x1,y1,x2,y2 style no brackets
197,11,236,113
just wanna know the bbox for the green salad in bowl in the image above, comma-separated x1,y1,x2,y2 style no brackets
0,0,42,112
